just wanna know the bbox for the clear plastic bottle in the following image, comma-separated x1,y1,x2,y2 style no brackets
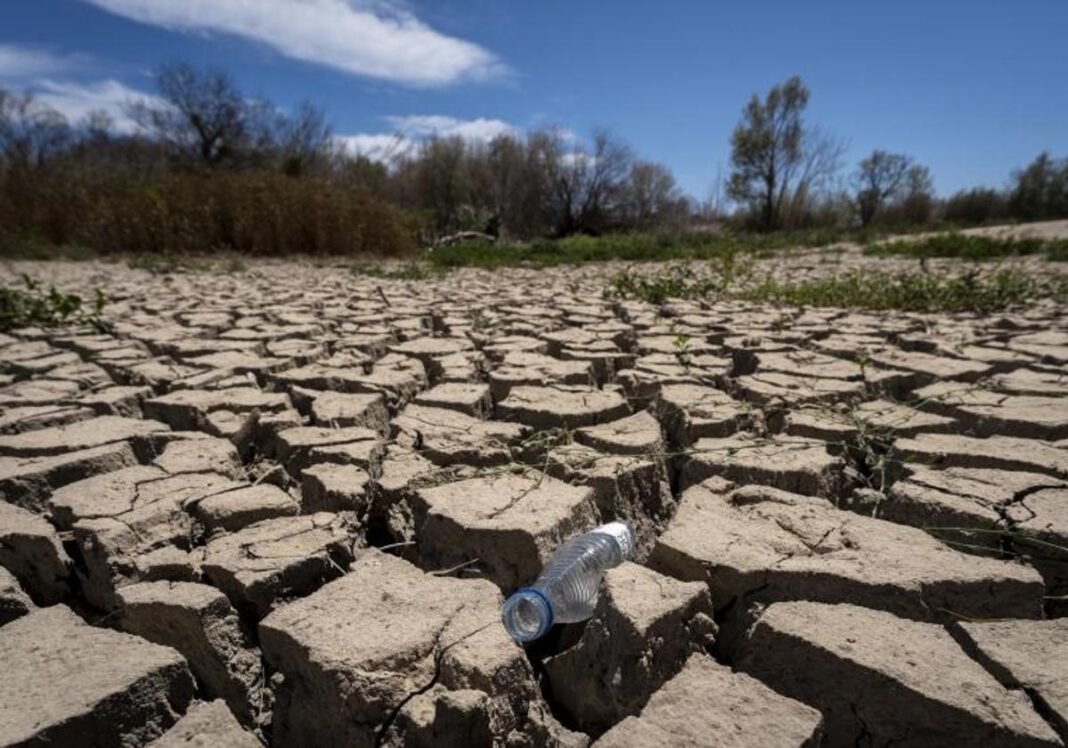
501,521,635,643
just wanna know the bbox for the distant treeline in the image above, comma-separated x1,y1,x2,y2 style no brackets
1,64,1066,257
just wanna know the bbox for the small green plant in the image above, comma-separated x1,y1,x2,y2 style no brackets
856,353,871,378
844,413,898,496
1,274,110,333
519,427,575,453
672,332,693,367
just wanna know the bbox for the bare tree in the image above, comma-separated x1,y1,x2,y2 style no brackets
130,62,250,167
727,76,809,230
895,163,935,224
0,88,71,170
534,128,575,235
854,150,913,226
781,127,848,228
623,161,684,229
82,109,115,145
797,128,846,196
414,135,474,233
484,133,550,238
541,128,632,235
274,100,332,176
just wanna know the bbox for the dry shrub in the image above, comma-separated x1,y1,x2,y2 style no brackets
2,169,415,258
94,172,415,257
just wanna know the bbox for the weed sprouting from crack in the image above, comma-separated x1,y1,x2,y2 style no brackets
842,412,898,499
1,274,111,333
672,332,693,368
517,426,575,454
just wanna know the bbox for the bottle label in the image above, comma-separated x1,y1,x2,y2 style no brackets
595,521,635,560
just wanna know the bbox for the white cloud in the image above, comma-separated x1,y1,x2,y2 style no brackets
385,114,516,141
0,44,158,133
0,44,87,79
337,114,516,163
32,79,162,133
80,0,507,86
335,132,416,162
559,151,592,169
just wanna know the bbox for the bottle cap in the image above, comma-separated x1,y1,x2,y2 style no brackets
595,521,635,560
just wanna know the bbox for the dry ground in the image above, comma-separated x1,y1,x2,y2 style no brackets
1,228,1067,746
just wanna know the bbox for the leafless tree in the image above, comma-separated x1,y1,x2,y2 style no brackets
781,127,848,228
82,109,114,144
0,88,71,170
274,100,332,176
854,150,913,226
483,133,550,238
623,161,684,229
130,62,250,167
895,163,936,224
540,128,632,235
796,128,847,197
413,135,476,233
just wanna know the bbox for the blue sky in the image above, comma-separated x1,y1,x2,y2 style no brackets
4,0,1066,199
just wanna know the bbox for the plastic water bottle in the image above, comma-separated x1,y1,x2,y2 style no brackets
502,521,635,643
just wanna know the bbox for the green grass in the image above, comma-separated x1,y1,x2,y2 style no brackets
865,232,1068,261
603,256,750,304
744,269,1068,313
605,264,1068,313
1,274,110,333
428,227,879,269
1047,242,1068,262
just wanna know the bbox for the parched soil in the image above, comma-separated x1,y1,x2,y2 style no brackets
1,237,1068,746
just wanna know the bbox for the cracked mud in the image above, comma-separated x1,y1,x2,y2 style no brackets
1,241,1068,747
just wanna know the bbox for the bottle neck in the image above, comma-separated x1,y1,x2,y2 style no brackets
593,521,635,560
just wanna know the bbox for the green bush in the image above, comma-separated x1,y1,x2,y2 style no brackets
602,262,728,304
743,269,1066,313
865,233,1068,261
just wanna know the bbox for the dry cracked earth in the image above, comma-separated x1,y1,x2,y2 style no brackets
1,244,1067,747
